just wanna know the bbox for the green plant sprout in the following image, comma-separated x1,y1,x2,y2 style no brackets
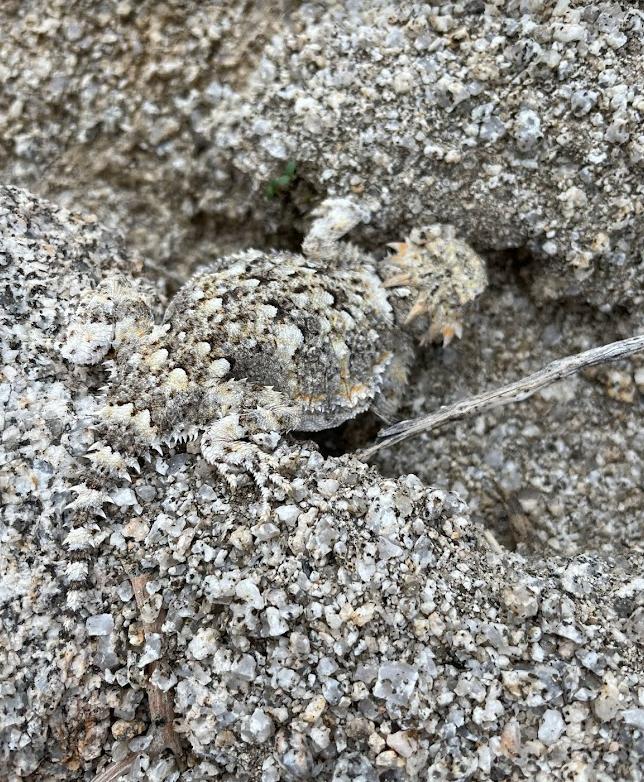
265,159,297,199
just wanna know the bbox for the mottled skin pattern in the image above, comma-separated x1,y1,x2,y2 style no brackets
61,199,487,499
381,223,488,345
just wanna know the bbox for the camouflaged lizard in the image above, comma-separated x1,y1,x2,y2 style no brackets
61,198,487,506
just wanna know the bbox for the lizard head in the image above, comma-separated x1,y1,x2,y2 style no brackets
381,224,487,346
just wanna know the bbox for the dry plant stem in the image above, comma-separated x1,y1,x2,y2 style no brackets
92,577,183,782
359,334,644,460
91,754,138,782
130,575,183,759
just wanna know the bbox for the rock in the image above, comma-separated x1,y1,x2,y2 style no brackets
386,730,418,759
538,709,566,746
0,1,289,272
241,709,274,744
622,709,644,731
86,614,114,637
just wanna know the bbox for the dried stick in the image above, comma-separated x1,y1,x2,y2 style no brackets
92,575,182,782
92,754,138,782
358,334,644,460
130,575,183,759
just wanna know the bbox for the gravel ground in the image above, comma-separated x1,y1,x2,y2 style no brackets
0,1,642,780
374,256,643,557
0,2,641,307
1,184,642,780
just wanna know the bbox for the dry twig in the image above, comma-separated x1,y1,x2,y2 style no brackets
92,575,182,781
130,575,183,759
92,754,139,782
358,334,644,460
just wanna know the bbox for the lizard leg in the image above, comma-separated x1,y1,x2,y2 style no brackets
200,385,301,519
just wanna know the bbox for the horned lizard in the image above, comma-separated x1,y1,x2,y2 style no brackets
60,198,486,501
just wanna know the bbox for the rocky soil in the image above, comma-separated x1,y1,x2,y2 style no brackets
0,2,642,781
